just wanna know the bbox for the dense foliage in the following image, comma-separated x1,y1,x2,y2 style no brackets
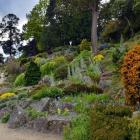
121,45,140,108
1,0,140,139
32,86,63,99
64,104,132,140
24,61,41,86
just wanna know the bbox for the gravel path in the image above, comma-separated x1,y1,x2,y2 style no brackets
0,124,62,140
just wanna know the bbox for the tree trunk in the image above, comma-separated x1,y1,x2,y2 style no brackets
91,2,98,54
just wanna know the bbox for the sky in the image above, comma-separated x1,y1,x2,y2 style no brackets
0,0,39,30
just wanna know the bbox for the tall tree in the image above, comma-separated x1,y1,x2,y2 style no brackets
56,1,91,45
23,0,48,42
39,0,61,52
0,14,20,57
18,39,39,57
57,0,101,54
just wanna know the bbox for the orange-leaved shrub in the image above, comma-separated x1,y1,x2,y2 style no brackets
121,45,140,108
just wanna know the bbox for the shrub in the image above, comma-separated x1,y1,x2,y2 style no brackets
40,56,67,76
76,50,91,62
1,113,10,123
103,105,132,117
121,45,140,108
64,114,90,140
63,103,131,140
79,39,91,51
54,64,68,80
19,57,31,66
54,56,67,65
28,84,46,96
32,86,63,100
93,54,104,62
41,61,56,76
0,93,16,100
112,47,127,66
34,57,46,66
17,92,28,99
83,94,110,103
14,73,25,87
90,105,130,140
86,64,101,82
24,61,41,86
64,53,75,62
63,82,103,95
90,111,130,140
129,118,140,140
0,103,7,109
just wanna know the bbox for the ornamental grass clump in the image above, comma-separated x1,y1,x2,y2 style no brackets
121,45,140,108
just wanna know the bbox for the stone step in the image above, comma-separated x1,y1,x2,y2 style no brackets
26,114,76,134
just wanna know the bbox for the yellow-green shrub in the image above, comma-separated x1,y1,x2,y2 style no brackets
40,61,56,76
93,54,104,62
0,93,16,100
14,73,25,87
79,39,91,51
40,56,67,76
64,114,90,140
54,56,67,65
34,57,46,66
32,86,63,100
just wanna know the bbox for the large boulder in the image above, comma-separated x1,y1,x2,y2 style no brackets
18,98,32,109
26,118,48,132
30,98,51,112
8,106,27,128
46,115,74,134
48,100,59,115
26,115,75,134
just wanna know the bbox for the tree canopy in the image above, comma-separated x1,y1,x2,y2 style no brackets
0,14,20,57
